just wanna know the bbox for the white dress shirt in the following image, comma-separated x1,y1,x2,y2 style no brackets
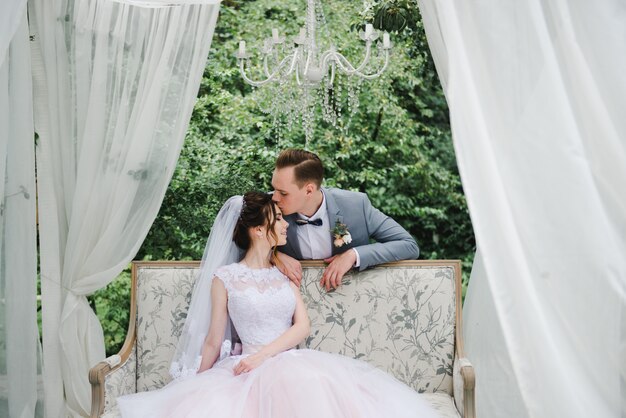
296,192,332,259
296,191,360,266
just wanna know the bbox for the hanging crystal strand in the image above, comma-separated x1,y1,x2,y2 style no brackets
256,85,271,116
335,75,342,127
267,84,280,116
308,89,316,145
321,78,333,125
274,113,282,145
344,77,354,131
301,87,308,144
353,77,362,113
296,87,303,135
330,78,337,126
326,78,333,127
269,83,280,136
321,81,328,122
284,90,293,132
303,87,315,146
316,0,333,126
347,77,355,116
274,116,283,151
278,81,287,119
271,83,279,116
330,84,336,128
346,76,361,116
275,83,284,116
288,83,299,132
316,0,328,36
271,115,280,135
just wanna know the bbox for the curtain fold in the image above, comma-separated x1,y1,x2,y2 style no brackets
29,0,221,415
0,0,28,67
417,0,626,416
0,6,42,418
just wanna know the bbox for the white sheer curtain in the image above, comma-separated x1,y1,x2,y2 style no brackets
1,3,42,417
418,1,626,417
0,0,28,64
29,0,221,415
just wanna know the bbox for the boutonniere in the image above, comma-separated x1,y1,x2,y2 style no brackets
331,219,352,247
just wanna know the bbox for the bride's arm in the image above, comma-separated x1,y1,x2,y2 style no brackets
233,283,310,375
198,278,229,373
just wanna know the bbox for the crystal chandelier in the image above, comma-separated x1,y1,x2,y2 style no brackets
235,0,393,143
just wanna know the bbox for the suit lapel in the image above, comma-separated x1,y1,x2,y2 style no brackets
285,215,303,259
323,188,344,256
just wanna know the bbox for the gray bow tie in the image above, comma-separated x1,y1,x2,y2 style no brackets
295,218,323,227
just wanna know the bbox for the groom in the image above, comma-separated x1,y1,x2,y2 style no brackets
272,149,419,290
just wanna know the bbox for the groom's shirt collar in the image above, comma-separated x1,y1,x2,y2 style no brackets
298,190,327,222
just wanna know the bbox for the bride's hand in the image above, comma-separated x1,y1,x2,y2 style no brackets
233,352,269,375
276,252,302,287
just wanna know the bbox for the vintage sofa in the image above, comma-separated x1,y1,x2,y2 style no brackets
89,260,475,417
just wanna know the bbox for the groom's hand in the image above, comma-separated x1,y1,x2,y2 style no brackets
276,252,303,287
321,250,356,291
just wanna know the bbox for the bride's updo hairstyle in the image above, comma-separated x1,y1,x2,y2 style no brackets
233,191,279,251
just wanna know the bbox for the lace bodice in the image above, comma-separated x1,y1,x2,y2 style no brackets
214,263,295,354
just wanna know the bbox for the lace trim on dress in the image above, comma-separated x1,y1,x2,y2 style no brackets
215,263,289,295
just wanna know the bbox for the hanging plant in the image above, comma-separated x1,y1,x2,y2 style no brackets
372,1,416,33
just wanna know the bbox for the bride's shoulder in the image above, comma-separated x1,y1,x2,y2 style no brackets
213,263,242,281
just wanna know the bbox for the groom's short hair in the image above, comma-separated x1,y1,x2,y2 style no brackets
275,149,324,188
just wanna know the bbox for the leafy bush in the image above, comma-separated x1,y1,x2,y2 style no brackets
92,268,131,356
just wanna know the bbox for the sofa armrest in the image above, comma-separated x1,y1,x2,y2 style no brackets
89,349,137,418
453,356,476,418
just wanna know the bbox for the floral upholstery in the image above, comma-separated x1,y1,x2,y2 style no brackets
135,267,196,392
298,265,456,395
95,262,463,417
103,349,136,413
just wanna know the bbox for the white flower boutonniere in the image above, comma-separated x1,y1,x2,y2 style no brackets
332,219,352,247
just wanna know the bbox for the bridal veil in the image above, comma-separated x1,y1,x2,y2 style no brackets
169,195,243,379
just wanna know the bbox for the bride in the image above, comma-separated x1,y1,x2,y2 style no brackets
117,192,438,418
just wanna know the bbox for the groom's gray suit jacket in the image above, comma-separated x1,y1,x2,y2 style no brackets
278,187,419,271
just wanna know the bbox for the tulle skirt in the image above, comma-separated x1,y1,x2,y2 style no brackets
117,349,438,418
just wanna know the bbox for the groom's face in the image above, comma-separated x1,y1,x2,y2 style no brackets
271,167,309,216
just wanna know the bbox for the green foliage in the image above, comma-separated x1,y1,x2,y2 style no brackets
142,0,475,263
99,0,475,354
92,268,131,356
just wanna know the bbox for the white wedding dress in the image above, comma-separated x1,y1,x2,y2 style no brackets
118,263,438,418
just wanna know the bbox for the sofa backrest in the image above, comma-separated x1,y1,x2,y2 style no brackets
133,260,459,395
